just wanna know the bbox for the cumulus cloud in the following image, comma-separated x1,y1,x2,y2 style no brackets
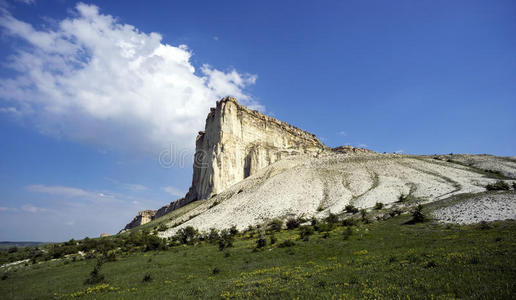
0,3,259,154
162,186,185,197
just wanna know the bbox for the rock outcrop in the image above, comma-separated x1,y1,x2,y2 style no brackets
183,96,328,203
121,96,329,231
121,210,156,232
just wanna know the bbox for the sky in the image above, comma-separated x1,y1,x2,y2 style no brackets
0,0,515,242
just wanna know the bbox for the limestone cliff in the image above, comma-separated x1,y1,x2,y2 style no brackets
121,210,156,232
184,96,328,203
122,96,328,231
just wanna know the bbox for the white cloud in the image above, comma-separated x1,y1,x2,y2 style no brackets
162,186,185,197
27,184,91,197
0,3,259,154
21,204,47,213
395,149,404,154
337,131,347,136
0,206,9,211
358,144,368,148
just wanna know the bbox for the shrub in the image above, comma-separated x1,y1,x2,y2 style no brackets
84,260,105,285
1,273,7,281
145,235,167,251
217,229,234,251
176,226,199,245
341,218,357,227
479,221,491,230
345,204,359,214
286,218,301,230
212,267,220,275
486,180,510,191
142,273,152,282
209,201,219,208
156,224,168,232
256,237,267,248
315,222,334,232
278,239,296,248
270,235,277,245
229,225,239,236
410,205,425,223
206,228,220,243
360,209,369,223
513,182,516,190
299,226,314,241
374,202,384,210
267,219,283,232
325,213,339,224
317,205,324,212
343,227,353,240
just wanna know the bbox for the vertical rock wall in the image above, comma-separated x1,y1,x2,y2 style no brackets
184,96,328,203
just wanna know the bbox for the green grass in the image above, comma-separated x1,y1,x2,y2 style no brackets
1,215,515,299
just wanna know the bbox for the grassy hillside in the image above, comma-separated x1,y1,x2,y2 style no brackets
1,212,515,299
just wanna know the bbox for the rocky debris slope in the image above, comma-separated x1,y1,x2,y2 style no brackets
158,153,516,237
432,192,516,224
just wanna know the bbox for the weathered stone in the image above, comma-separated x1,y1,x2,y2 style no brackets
183,96,328,203
121,96,328,231
121,210,156,231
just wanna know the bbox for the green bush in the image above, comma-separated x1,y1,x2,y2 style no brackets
343,227,353,240
212,267,220,275
345,204,359,214
270,235,277,245
176,226,199,245
374,202,384,210
256,237,267,249
486,180,510,191
229,225,239,236
299,226,314,241
278,239,295,248
142,273,152,282
410,205,425,224
84,259,105,285
286,218,301,230
360,209,369,223
267,219,283,232
341,218,357,226
325,213,339,224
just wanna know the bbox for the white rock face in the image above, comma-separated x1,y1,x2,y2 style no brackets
184,96,328,203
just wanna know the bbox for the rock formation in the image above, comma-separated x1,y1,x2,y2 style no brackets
121,96,329,231
121,210,156,232
184,96,328,203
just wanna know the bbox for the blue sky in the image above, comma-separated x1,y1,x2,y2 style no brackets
0,0,515,241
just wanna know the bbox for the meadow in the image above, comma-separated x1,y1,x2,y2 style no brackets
1,210,515,299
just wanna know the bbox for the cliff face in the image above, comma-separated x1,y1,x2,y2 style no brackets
121,210,156,232
183,96,328,203
122,96,328,232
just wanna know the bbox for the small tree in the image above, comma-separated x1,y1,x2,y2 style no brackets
325,213,339,224
411,205,425,223
286,218,301,230
267,219,283,232
176,226,199,245
374,202,384,210
345,205,359,214
84,259,105,285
